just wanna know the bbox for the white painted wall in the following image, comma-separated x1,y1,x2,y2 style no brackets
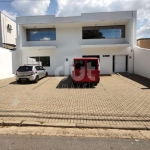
134,46,150,79
0,13,2,47
21,27,133,75
17,11,134,25
0,47,19,77
0,12,16,46
17,11,136,75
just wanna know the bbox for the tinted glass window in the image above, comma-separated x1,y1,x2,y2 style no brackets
75,60,85,70
27,57,50,67
26,28,56,41
17,66,32,72
87,60,97,69
39,57,50,66
35,66,40,71
82,25,125,39
39,66,44,70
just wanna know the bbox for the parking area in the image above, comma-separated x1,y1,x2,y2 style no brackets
0,74,150,127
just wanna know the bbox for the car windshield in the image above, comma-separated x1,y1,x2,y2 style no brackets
17,66,33,72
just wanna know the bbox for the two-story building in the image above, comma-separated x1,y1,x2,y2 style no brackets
16,11,137,75
0,12,16,50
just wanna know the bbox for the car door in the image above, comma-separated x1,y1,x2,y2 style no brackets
35,66,42,78
87,59,99,82
74,59,86,82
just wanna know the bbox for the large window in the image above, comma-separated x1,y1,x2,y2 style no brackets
26,28,56,41
82,25,125,39
27,57,50,67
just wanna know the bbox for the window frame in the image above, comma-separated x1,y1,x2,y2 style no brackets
82,25,125,39
26,28,56,41
27,56,50,67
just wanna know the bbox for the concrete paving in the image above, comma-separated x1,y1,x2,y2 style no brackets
0,73,150,129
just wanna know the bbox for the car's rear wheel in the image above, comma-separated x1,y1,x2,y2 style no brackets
34,76,39,83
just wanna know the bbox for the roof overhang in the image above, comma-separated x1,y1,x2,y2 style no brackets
21,20,130,28
21,46,57,50
81,44,131,49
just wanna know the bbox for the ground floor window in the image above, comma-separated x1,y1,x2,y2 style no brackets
27,56,50,67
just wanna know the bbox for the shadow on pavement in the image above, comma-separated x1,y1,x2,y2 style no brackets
56,76,96,89
119,73,150,89
9,81,34,85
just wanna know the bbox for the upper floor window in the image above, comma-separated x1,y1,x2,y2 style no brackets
82,25,125,39
26,28,56,41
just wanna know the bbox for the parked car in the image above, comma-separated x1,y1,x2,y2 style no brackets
15,65,48,83
72,58,100,86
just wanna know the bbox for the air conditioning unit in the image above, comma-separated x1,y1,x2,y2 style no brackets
7,24,13,30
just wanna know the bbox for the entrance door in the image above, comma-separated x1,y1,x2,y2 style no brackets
115,56,126,72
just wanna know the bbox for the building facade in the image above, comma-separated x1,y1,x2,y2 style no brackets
0,12,16,50
16,11,137,75
137,38,150,49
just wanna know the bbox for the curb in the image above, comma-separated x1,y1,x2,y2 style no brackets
22,121,41,126
3,121,22,126
0,120,149,130
42,122,76,128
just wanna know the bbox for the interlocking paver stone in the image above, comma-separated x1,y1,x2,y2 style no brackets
0,74,150,128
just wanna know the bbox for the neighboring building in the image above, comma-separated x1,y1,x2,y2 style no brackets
137,38,150,49
0,47,19,78
16,11,137,75
0,12,16,50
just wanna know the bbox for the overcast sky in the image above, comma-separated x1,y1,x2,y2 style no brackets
0,0,150,39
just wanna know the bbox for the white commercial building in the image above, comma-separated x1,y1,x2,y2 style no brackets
16,11,137,75
0,12,16,50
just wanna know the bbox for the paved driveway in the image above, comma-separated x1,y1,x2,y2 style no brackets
0,74,150,127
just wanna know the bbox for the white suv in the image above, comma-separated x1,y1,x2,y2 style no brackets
15,65,48,83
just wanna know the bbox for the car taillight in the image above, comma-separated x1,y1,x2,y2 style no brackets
31,71,35,75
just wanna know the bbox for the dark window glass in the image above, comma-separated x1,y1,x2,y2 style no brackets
26,28,56,41
103,55,110,57
87,60,97,69
35,66,40,71
17,66,32,72
27,57,50,67
75,60,85,70
39,66,44,70
82,25,125,39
